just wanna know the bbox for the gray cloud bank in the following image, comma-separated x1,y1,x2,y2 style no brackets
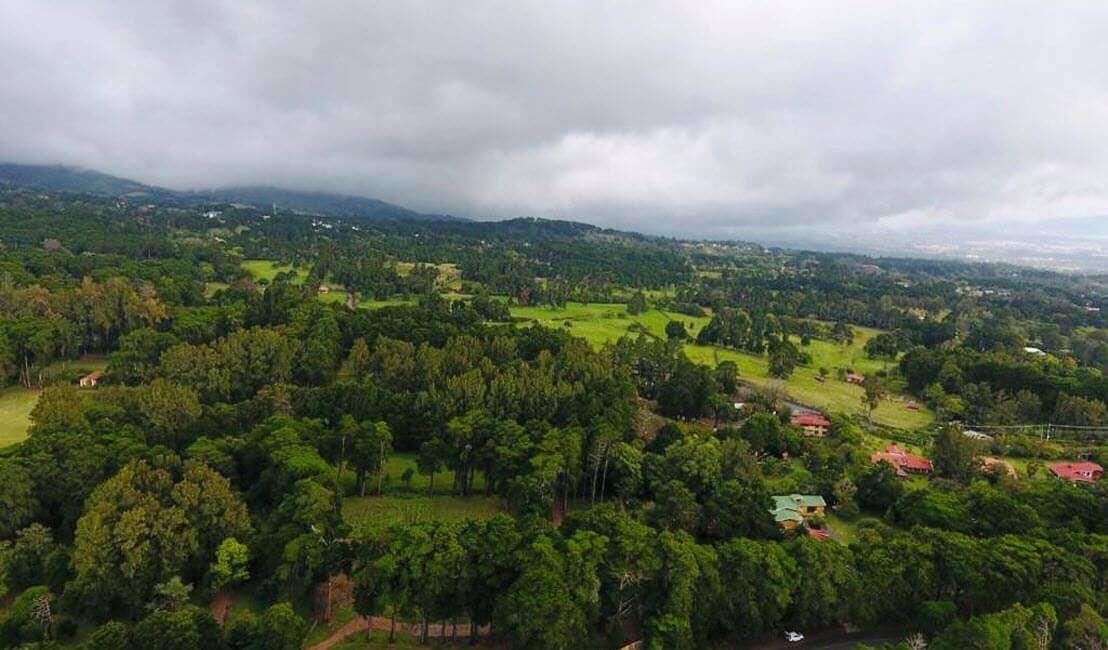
2,1,1108,239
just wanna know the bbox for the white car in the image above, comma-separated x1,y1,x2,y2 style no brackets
785,631,805,643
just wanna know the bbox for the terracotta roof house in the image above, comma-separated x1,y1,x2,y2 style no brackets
78,371,105,388
771,494,827,530
870,444,933,478
846,372,866,384
1050,462,1104,483
791,412,831,437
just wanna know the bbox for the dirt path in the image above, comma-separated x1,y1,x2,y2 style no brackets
209,592,233,626
307,615,490,650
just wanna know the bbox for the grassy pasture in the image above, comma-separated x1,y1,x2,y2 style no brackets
510,302,932,429
394,261,463,290
241,259,308,284
0,387,39,448
0,356,108,448
511,302,711,345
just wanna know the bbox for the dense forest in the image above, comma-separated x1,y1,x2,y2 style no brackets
4,179,1108,650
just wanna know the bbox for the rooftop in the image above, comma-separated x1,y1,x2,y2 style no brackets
1050,462,1103,482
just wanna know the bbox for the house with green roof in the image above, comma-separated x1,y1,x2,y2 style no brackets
771,494,827,530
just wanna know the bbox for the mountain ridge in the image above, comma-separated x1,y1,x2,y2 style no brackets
0,162,465,223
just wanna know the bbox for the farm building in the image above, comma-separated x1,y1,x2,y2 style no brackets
846,372,865,384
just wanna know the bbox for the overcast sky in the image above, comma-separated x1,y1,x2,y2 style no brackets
2,1,1108,239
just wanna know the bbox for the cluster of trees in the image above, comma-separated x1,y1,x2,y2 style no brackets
901,346,1108,427
352,498,1108,649
8,185,1108,649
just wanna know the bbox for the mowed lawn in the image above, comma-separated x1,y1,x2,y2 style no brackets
510,302,932,430
0,356,109,448
0,387,40,448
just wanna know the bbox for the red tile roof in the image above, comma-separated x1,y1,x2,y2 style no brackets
807,528,832,542
870,444,933,476
792,413,831,427
1050,462,1104,482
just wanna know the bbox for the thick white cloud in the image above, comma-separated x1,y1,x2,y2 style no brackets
2,0,1108,239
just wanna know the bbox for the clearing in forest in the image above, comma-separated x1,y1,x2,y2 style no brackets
0,356,109,448
510,302,933,429
241,259,309,284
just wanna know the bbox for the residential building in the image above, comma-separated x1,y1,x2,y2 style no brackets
771,494,827,531
791,412,831,437
1049,462,1104,483
870,444,933,478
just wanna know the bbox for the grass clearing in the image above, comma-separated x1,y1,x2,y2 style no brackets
241,259,308,284
394,261,463,290
825,512,860,545
685,342,933,429
343,495,501,532
0,356,108,448
372,452,486,496
510,303,932,429
0,387,40,448
204,281,230,297
511,302,711,346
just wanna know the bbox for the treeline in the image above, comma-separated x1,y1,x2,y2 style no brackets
901,346,1108,427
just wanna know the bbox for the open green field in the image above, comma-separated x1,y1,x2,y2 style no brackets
203,281,230,297
241,259,308,284
343,495,501,532
395,261,463,290
317,291,421,310
510,302,932,429
372,452,487,496
685,342,932,429
0,356,108,448
511,302,712,345
339,453,497,532
0,387,39,448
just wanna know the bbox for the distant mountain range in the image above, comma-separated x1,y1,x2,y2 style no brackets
0,163,465,223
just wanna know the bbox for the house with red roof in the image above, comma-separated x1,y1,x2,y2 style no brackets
870,444,933,478
846,372,866,384
791,412,831,437
1049,462,1104,483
